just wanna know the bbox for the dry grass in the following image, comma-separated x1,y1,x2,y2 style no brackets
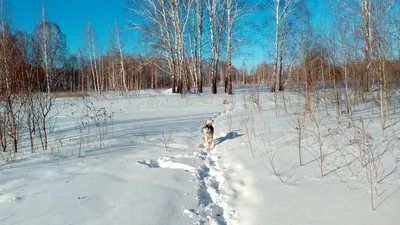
54,92,89,99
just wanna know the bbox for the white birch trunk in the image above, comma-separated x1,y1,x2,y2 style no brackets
114,22,128,92
196,0,204,93
273,0,281,93
361,0,372,91
41,6,51,93
226,0,233,94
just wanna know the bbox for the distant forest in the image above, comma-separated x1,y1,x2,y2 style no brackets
1,0,399,96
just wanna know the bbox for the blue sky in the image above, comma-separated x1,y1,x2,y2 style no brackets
7,0,327,69
8,0,136,53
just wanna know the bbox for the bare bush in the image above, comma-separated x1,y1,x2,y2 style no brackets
239,115,256,157
69,96,115,158
302,91,333,177
288,111,307,166
249,92,262,113
34,93,57,151
157,131,172,152
259,122,282,176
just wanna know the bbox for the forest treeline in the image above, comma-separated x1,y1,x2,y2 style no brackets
1,0,399,96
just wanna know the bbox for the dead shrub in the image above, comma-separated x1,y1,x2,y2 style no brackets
54,92,89,99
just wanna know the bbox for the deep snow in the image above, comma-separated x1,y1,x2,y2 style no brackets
0,86,399,225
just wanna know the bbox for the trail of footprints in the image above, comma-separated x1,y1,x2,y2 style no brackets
137,110,238,225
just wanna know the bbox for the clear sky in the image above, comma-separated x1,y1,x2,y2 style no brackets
8,0,137,53
7,0,328,69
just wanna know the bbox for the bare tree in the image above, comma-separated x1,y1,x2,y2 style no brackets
83,22,102,94
360,0,372,92
170,0,193,93
372,0,397,133
196,0,204,93
207,0,225,94
267,0,304,93
39,4,50,93
226,0,234,94
0,0,11,92
335,0,398,132
188,0,205,93
226,0,248,94
34,4,67,93
0,2,20,153
111,20,129,93
128,0,187,93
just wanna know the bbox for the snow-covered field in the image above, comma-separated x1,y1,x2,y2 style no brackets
1,86,399,225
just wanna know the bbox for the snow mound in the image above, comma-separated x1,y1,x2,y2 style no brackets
163,88,173,94
137,157,196,171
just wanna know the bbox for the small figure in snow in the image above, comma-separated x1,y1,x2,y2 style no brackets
202,119,214,149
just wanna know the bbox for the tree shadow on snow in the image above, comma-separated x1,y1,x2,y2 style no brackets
214,130,243,146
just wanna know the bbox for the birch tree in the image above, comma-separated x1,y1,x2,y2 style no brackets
111,20,128,92
335,0,398,132
371,0,398,133
196,0,205,93
0,1,16,153
225,0,248,94
83,22,102,94
170,0,193,93
207,0,225,94
360,0,372,92
39,5,50,93
128,0,192,94
34,5,67,93
267,0,303,93
226,0,234,94
192,0,205,93
0,0,11,92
